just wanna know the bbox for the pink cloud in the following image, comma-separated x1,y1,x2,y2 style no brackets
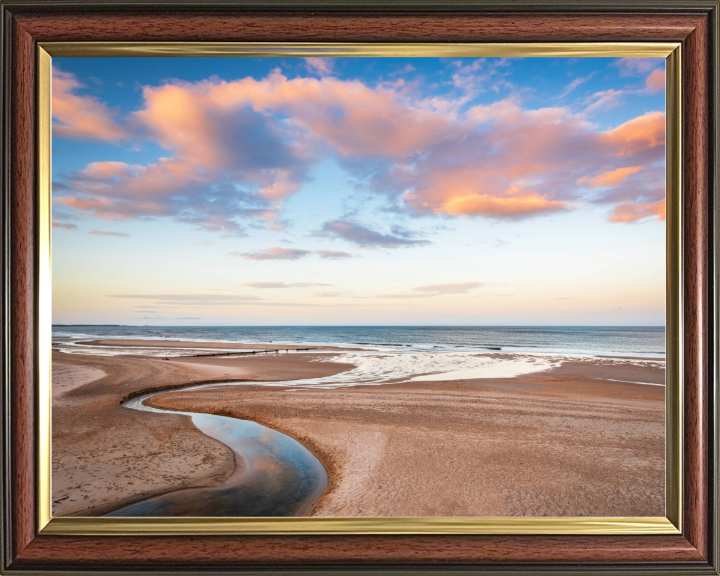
645,69,665,93
468,98,522,123
608,199,665,223
441,190,568,219
394,101,664,221
56,155,269,235
582,166,644,187
142,71,454,160
601,111,665,156
52,221,77,231
52,69,126,142
80,161,143,179
56,72,455,232
134,82,313,200
56,70,666,229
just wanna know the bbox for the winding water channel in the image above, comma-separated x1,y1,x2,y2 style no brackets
106,386,327,517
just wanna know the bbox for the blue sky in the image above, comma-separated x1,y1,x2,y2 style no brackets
51,56,666,325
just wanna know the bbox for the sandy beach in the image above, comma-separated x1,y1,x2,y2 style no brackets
52,342,665,517
51,348,354,516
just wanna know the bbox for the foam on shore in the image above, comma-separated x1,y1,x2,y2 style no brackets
204,351,664,389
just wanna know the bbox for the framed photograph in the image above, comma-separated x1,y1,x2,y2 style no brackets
1,1,718,574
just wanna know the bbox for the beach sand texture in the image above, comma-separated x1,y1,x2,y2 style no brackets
52,345,665,517
52,350,354,516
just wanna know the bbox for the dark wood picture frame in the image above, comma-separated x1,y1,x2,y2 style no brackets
1,1,718,573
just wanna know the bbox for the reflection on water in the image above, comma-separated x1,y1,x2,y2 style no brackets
107,408,327,517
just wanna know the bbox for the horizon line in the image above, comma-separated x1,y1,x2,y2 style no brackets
52,324,667,328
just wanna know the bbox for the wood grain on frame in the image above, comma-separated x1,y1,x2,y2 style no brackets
11,12,708,42
680,11,710,561
9,16,37,562
2,5,717,573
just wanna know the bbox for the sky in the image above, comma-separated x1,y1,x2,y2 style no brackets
51,56,666,326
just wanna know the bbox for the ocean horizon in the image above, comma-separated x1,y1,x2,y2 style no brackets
52,325,665,358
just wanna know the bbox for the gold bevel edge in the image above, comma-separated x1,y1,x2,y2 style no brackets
36,42,683,536
37,46,52,533
39,41,679,58
42,516,679,536
664,45,682,532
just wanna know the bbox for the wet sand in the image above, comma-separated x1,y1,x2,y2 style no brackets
53,348,665,517
52,350,353,516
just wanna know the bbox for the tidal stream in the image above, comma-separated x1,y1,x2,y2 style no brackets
106,387,327,517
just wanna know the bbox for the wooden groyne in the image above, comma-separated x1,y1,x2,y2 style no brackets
179,347,318,358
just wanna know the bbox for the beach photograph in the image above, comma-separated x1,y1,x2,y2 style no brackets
51,55,666,518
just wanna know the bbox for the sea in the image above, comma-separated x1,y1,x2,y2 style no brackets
51,325,665,388
51,325,665,357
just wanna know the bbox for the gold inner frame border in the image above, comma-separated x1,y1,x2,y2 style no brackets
37,42,682,536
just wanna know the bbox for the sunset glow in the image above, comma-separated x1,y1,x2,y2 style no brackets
52,56,666,326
